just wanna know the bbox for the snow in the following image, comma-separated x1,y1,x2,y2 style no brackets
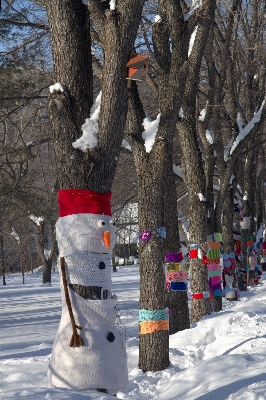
173,164,182,178
230,174,235,185
27,141,33,146
179,106,184,119
224,136,235,161
213,184,220,191
154,15,162,23
142,113,161,153
237,112,244,131
109,0,116,10
230,99,265,155
243,191,248,201
11,227,20,243
183,0,202,21
199,106,207,121
215,64,221,74
3,268,266,398
81,0,87,4
197,192,206,201
122,139,132,151
72,92,101,152
188,25,198,57
205,129,215,144
49,83,64,94
30,215,44,226
237,184,243,194
44,249,51,261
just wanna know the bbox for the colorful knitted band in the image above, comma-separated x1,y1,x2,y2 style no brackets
166,263,180,272
208,258,220,264
208,263,220,271
139,320,169,334
208,270,221,277
191,291,210,299
181,264,190,271
58,189,112,217
213,289,222,296
166,271,188,282
209,275,221,285
209,283,222,292
139,308,169,322
165,252,183,263
170,282,187,291
190,249,198,258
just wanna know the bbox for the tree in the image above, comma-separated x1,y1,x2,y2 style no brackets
45,0,144,393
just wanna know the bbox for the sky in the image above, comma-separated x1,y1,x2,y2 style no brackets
1,265,266,399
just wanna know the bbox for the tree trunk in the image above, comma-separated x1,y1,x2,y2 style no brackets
0,224,6,285
164,141,190,334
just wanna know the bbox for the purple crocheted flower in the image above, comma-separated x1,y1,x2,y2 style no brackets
139,230,152,242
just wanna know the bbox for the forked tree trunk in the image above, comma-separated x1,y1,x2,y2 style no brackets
46,0,144,278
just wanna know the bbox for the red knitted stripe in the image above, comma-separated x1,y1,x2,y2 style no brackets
58,189,112,217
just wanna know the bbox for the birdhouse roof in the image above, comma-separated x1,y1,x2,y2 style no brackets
126,55,149,68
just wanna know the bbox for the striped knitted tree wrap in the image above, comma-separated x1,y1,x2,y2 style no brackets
139,309,169,334
207,241,222,297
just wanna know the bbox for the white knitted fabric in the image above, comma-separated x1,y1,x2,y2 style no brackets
47,276,128,393
56,213,116,256
64,252,112,295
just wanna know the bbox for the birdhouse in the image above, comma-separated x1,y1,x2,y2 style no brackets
126,54,150,87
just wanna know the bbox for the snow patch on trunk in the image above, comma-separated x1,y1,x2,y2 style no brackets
197,193,206,201
49,83,64,93
142,113,161,153
72,92,101,151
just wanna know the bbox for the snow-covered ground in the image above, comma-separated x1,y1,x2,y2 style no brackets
1,267,266,399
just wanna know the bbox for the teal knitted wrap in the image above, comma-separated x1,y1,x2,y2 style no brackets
139,308,169,322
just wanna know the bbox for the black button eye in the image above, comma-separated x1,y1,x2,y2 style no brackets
107,332,115,342
98,220,106,227
99,261,106,270
109,220,116,226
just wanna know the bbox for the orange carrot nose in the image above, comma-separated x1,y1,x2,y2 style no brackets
103,231,111,249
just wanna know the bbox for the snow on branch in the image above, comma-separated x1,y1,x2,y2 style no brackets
198,193,206,201
49,83,64,93
188,26,198,57
72,92,101,151
230,99,265,156
122,139,132,151
184,0,202,21
110,0,116,10
205,129,215,144
11,228,20,243
173,164,182,178
30,215,44,226
142,113,161,153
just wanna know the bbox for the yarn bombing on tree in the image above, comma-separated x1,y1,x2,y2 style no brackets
165,252,188,292
139,308,169,334
47,189,128,395
207,240,222,297
139,226,166,242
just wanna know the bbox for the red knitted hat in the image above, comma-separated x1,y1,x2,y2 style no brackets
58,189,112,217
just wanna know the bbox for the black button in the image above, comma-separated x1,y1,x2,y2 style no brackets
107,332,115,342
99,261,106,269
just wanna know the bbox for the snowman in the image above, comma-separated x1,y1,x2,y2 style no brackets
47,189,128,395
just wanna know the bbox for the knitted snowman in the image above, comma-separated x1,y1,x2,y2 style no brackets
47,190,128,394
